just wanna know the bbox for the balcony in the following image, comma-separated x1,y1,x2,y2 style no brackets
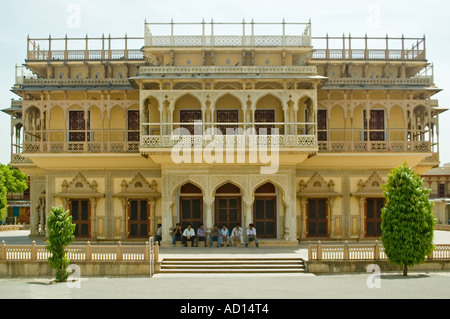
318,140,432,153
144,20,312,48
26,35,144,62
141,121,317,149
138,65,318,78
21,129,139,154
311,35,427,61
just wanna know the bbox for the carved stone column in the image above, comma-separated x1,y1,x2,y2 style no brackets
244,201,253,229
205,202,213,233
284,202,290,241
150,199,157,236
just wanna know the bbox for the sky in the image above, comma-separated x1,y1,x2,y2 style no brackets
0,0,449,166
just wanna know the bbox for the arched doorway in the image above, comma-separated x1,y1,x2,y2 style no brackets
179,183,203,230
215,183,242,229
254,182,277,238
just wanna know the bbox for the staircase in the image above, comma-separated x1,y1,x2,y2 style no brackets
158,257,306,274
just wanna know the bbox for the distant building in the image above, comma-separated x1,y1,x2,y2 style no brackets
3,177,30,225
3,20,447,242
422,163,450,225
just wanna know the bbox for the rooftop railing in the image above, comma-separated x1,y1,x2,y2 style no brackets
25,31,427,63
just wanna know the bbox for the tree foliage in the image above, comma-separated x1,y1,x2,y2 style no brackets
0,173,7,222
46,206,76,282
0,164,28,193
381,163,436,276
0,164,28,222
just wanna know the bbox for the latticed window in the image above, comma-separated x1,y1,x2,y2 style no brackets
317,109,327,141
127,110,140,142
69,110,89,142
364,110,385,141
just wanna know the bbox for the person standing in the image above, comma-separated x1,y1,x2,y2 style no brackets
230,224,244,247
155,223,162,246
245,223,259,247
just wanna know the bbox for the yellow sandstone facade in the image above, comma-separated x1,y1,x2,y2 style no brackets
4,20,446,243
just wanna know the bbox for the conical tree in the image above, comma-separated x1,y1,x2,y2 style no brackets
381,163,436,276
46,206,76,282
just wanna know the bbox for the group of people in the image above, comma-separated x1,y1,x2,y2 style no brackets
168,223,259,247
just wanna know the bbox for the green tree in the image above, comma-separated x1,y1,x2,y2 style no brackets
0,164,28,222
0,164,28,193
381,163,436,276
46,206,76,282
0,173,7,222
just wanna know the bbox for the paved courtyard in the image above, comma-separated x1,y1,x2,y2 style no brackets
0,230,449,300
1,272,449,300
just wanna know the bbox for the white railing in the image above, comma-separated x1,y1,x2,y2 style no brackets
325,76,433,86
0,225,22,232
308,241,450,261
0,241,155,263
144,20,312,48
139,65,317,75
141,134,317,148
318,140,432,153
145,35,311,47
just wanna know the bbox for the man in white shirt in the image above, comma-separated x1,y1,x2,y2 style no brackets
230,224,244,247
245,223,259,247
182,224,196,247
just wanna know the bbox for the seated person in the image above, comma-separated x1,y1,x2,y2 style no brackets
245,223,259,247
195,223,207,247
209,225,222,247
172,223,182,246
181,224,196,247
220,224,230,247
230,223,244,247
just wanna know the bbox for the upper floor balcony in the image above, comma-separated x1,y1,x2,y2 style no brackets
311,34,427,61
144,20,312,48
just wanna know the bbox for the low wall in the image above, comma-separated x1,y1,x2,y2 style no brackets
0,261,162,277
306,260,450,273
0,225,21,232
436,224,450,231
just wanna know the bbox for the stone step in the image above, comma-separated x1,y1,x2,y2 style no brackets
158,257,306,274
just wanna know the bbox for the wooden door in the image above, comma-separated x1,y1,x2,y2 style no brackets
180,197,203,231
317,109,328,141
216,110,239,135
128,200,149,238
254,197,277,238
307,198,328,237
70,199,91,238
127,110,140,142
215,197,241,229
255,110,275,135
365,198,384,237
180,110,202,135
364,110,385,141
69,110,87,142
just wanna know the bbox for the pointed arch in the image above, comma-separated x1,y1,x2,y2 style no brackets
212,179,244,197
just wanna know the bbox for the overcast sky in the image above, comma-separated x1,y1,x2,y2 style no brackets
0,0,449,166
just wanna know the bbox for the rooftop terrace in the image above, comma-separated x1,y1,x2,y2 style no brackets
24,20,427,62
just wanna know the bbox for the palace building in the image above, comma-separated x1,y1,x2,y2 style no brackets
3,20,446,244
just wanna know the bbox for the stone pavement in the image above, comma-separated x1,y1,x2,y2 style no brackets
1,271,450,300
1,230,449,300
